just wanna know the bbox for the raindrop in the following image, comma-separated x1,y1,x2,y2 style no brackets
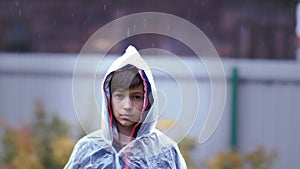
133,24,136,32
71,12,74,17
103,4,106,11
187,8,192,18
167,25,171,31
127,27,130,37
18,9,21,16
53,19,56,25
15,1,19,7
116,10,120,17
83,20,87,27
143,19,147,27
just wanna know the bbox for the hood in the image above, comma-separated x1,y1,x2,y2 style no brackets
100,45,159,143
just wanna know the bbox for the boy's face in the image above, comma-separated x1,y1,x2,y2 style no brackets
111,85,144,128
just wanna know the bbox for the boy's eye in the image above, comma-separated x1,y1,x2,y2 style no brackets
132,95,143,100
114,94,124,99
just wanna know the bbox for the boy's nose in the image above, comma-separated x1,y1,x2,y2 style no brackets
123,97,132,110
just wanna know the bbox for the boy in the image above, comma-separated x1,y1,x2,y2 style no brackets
64,45,187,168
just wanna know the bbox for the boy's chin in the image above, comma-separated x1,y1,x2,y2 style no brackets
118,120,135,127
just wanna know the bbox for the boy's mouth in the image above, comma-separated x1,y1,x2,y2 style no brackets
120,115,131,120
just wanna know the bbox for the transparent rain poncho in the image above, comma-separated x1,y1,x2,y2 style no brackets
64,46,187,169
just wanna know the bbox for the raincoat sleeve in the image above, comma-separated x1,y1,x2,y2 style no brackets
64,132,116,169
174,145,188,169
148,145,188,168
64,137,88,169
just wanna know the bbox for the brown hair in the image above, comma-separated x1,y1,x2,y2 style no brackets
110,68,143,94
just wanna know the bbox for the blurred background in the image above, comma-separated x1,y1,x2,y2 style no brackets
0,0,299,169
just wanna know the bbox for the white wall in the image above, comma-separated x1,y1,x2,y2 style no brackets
0,53,299,169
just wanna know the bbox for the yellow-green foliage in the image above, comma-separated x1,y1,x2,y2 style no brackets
206,146,277,169
0,101,75,169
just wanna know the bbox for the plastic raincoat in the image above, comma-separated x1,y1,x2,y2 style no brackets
64,45,187,169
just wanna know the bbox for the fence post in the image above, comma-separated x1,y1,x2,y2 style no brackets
231,67,239,149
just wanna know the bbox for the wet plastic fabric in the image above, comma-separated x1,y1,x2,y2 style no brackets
64,46,187,169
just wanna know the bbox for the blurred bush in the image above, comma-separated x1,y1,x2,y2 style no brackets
0,101,75,169
206,146,277,169
178,137,196,169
